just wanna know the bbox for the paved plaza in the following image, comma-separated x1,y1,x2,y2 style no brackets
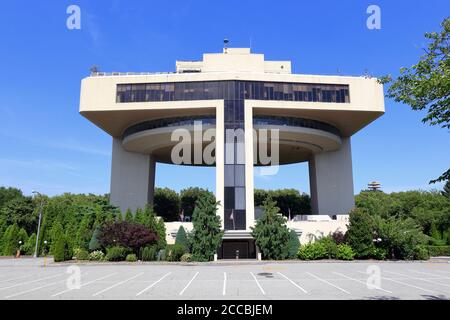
0,258,449,300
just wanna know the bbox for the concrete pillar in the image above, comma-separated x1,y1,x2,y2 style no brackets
309,137,354,215
215,102,225,228
244,103,255,231
110,138,155,213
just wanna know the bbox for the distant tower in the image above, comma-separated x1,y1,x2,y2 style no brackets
368,181,381,191
223,38,229,53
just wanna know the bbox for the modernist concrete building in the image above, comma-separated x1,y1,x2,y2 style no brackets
80,48,384,258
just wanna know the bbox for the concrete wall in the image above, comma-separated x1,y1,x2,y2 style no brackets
110,138,155,213
309,137,355,215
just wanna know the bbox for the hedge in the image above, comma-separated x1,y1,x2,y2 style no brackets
427,245,450,257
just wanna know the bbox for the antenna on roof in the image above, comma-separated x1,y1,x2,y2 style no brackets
223,38,229,54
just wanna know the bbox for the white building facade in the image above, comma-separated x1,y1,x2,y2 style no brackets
80,48,384,258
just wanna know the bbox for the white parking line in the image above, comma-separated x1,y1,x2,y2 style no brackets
223,272,227,296
385,271,450,291
136,272,171,297
179,272,199,296
52,273,117,297
306,272,350,295
0,273,64,291
250,272,265,295
92,273,143,297
277,272,308,294
5,279,67,299
333,272,393,294
0,273,35,284
356,271,435,294
408,269,450,279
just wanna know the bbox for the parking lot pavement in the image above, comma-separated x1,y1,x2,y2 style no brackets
0,259,449,300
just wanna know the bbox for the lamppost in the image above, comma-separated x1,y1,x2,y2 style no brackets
32,191,45,258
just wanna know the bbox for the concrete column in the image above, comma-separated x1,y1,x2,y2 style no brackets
110,138,155,213
309,137,355,215
215,102,225,228
244,102,255,231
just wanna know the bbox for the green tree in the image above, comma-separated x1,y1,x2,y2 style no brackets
175,225,189,252
0,187,23,209
17,228,28,251
190,194,223,261
134,207,145,225
442,180,450,198
75,214,93,250
287,229,300,259
50,220,64,255
88,227,101,251
23,233,36,255
143,206,166,250
154,187,181,221
2,223,20,256
251,199,290,260
180,187,214,219
379,18,450,183
0,196,37,234
124,208,134,223
346,208,374,259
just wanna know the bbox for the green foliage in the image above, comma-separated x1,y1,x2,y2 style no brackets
379,18,450,183
0,187,23,208
23,233,36,255
89,250,105,261
143,206,167,250
157,249,166,261
53,234,71,262
369,247,388,260
336,244,355,260
190,194,223,261
88,227,101,251
443,180,450,198
298,242,327,260
2,223,20,255
139,245,157,261
74,248,89,260
251,199,290,260
254,189,311,216
175,226,189,252
154,187,181,222
0,196,37,235
180,187,214,219
134,208,145,225
180,253,192,262
166,243,187,262
414,245,430,260
105,246,129,261
316,236,338,259
374,216,427,260
346,208,375,258
124,208,134,223
287,230,300,259
126,253,137,262
427,245,450,256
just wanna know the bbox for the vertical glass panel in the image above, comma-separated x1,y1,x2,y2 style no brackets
224,165,235,186
235,187,246,210
235,165,245,187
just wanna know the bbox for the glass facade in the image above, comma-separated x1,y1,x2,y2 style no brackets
117,80,350,104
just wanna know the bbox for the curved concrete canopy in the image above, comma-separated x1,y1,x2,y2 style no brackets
122,124,341,165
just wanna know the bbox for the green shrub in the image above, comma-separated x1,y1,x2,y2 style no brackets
88,228,101,251
157,249,166,261
126,254,137,262
369,247,387,260
346,208,374,259
180,253,192,262
105,246,129,261
336,244,355,260
298,242,327,260
427,245,450,256
414,245,430,260
74,248,89,260
53,234,71,262
166,243,186,262
22,233,36,255
251,199,290,260
175,226,189,252
287,230,300,259
140,246,157,261
316,236,338,259
89,250,105,261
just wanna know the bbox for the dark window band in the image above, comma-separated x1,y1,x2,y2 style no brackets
122,115,340,139
116,80,349,104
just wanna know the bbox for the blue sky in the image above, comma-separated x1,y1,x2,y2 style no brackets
0,0,449,196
